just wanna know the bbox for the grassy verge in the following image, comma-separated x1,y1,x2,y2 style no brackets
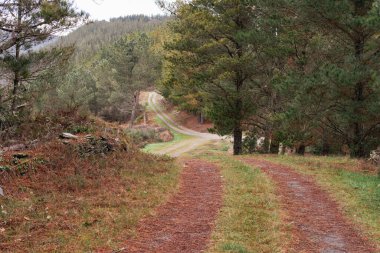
260,155,380,247
0,144,180,252
194,147,283,253
143,116,191,153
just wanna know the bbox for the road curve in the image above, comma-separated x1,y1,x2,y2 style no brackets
148,92,220,140
147,92,222,157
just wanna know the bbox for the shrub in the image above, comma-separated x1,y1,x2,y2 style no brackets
242,132,258,154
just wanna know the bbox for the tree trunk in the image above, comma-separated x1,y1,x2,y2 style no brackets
198,111,204,124
143,110,148,125
11,43,21,112
322,142,330,156
233,96,243,155
264,129,272,154
268,135,272,153
11,72,20,112
321,127,330,155
129,90,140,128
351,137,365,158
233,55,244,155
11,2,22,112
351,36,365,157
297,144,306,155
233,126,243,155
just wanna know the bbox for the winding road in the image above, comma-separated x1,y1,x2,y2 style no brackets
147,92,222,157
137,92,378,253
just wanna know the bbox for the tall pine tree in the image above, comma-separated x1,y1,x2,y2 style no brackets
162,0,279,154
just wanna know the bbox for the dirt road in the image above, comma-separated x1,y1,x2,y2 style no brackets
130,93,377,253
120,160,222,253
243,158,377,253
147,92,222,157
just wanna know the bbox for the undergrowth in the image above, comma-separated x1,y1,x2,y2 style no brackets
0,112,94,146
0,141,180,252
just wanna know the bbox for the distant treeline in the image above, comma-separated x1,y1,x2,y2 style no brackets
57,15,169,61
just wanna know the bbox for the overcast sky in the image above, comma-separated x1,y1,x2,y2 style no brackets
74,0,170,21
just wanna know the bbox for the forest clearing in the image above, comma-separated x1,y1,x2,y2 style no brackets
1,0,379,252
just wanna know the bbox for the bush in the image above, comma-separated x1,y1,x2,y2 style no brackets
242,132,257,154
125,128,158,144
66,123,95,134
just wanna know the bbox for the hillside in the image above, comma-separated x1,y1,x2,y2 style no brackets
57,15,168,60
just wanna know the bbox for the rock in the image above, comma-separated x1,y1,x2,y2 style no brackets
2,144,27,152
134,125,149,130
0,166,10,172
77,136,116,156
369,147,380,165
278,143,285,155
85,135,94,140
59,133,78,139
62,140,71,145
285,147,295,156
155,127,167,133
0,187,4,197
13,153,29,159
159,130,174,142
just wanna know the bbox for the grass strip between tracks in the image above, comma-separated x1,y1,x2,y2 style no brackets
198,152,285,253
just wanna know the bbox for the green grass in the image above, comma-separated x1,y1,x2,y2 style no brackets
194,150,283,253
143,116,192,153
260,155,380,248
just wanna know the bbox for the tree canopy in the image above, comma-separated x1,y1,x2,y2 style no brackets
159,0,380,157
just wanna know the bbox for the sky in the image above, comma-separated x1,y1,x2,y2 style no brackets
74,0,170,21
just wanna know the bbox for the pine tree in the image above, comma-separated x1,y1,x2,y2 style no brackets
162,0,280,155
0,0,86,111
287,0,380,157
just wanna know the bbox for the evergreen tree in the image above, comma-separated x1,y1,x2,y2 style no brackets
162,0,280,155
0,0,86,111
286,0,380,157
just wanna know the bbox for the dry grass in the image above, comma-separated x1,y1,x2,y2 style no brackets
0,112,95,146
0,141,180,252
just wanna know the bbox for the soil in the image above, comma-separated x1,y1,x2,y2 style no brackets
243,158,377,253
118,159,222,253
160,97,213,134
138,91,213,135
172,111,213,134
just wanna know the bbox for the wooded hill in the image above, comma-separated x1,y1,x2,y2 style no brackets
1,12,167,145
57,15,167,61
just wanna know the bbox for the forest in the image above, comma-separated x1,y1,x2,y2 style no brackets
0,1,379,252
157,0,380,157
1,0,379,157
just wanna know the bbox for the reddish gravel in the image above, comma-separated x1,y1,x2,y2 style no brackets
243,158,377,253
119,160,222,253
